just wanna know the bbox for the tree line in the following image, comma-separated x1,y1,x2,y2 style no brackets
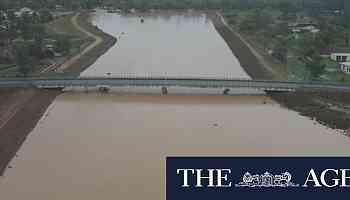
0,1,73,76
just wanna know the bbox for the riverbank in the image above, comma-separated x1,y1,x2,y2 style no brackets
0,88,61,175
0,11,118,175
212,12,350,131
269,91,350,131
0,10,349,176
56,12,117,75
2,92,350,200
210,12,275,80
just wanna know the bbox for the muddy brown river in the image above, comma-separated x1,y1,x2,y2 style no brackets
1,10,350,199
81,10,249,79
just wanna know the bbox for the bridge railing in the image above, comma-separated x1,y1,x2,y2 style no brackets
1,76,350,92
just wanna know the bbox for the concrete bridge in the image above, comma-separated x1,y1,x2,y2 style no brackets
0,77,350,92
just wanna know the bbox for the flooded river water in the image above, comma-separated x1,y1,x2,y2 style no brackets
81,10,249,79
1,10,350,200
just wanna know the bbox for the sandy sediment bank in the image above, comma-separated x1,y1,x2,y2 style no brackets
0,88,61,175
0,11,118,175
268,91,350,131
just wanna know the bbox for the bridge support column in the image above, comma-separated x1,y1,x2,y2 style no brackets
161,87,168,95
98,86,111,93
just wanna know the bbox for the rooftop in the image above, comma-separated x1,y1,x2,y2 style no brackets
332,47,350,54
14,7,35,17
321,47,350,55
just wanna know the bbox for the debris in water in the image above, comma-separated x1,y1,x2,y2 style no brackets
223,88,230,95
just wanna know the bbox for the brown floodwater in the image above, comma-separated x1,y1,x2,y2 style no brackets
1,94,350,199
81,10,249,79
1,10,350,200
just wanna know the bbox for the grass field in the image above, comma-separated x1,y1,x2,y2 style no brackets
46,14,88,38
223,9,350,83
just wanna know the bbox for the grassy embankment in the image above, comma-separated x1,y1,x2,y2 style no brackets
0,11,117,175
223,9,350,82
221,9,288,80
45,12,117,77
0,88,61,176
211,12,282,80
214,12,350,131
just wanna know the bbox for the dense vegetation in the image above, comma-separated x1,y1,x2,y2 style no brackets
1,0,348,12
219,1,350,81
99,0,349,13
0,0,80,76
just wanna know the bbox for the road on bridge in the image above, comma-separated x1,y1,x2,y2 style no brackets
0,78,350,92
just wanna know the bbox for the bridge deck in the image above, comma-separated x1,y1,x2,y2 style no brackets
0,78,350,92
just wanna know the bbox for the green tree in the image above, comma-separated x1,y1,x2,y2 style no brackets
14,44,34,77
55,35,71,55
239,9,273,32
29,25,47,60
277,1,298,15
39,9,54,23
272,38,288,64
305,54,325,79
32,24,46,44
344,0,350,28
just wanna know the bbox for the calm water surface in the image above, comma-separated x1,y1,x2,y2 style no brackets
81,10,249,79
1,94,350,200
1,10,350,200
